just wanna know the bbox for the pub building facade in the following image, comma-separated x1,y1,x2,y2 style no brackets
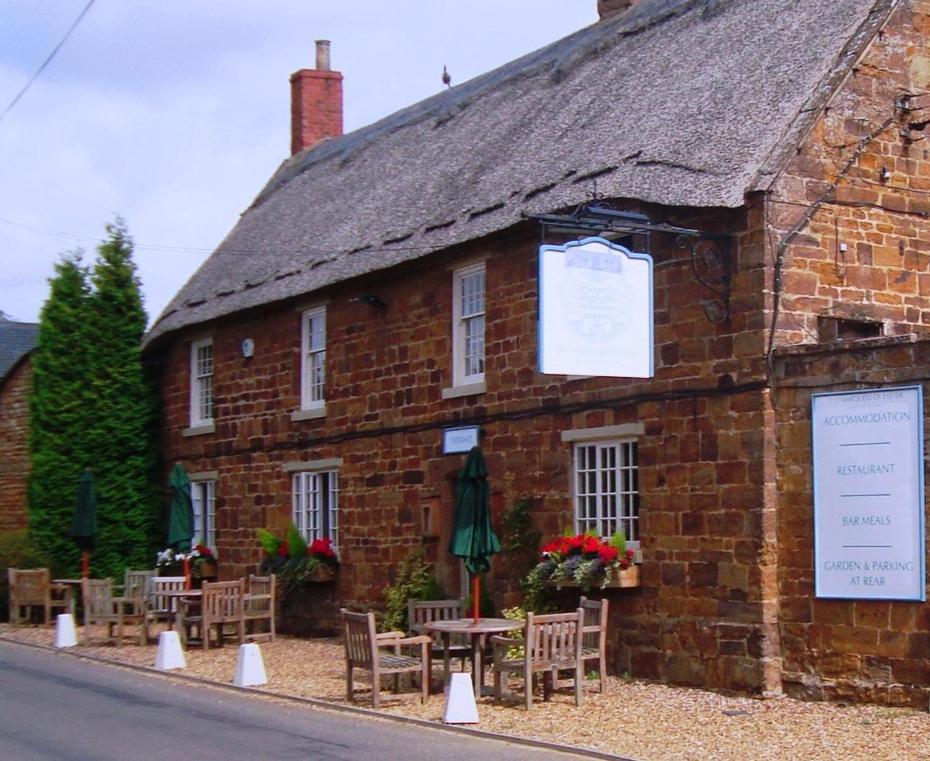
144,0,930,704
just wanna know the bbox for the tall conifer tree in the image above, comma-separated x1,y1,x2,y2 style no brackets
27,254,91,574
84,219,159,577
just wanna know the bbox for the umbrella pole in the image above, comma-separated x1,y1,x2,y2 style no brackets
183,557,192,590
472,575,480,622
81,551,89,579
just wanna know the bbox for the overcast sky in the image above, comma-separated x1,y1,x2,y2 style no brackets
0,1,596,327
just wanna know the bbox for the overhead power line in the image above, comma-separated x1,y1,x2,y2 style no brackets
0,0,97,126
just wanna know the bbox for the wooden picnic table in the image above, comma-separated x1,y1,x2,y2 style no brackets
424,617,522,699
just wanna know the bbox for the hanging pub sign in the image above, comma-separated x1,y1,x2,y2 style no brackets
812,385,925,601
538,236,654,377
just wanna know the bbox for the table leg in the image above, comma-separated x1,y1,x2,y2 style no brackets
472,633,482,699
442,632,451,684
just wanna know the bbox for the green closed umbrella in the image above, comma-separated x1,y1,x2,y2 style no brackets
449,447,501,622
70,470,97,578
166,463,194,553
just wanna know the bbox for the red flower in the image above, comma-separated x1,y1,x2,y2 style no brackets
582,535,601,555
565,535,585,553
541,540,561,555
308,538,336,559
195,543,213,557
598,545,619,563
276,543,289,557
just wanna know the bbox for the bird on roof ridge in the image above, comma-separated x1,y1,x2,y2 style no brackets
442,65,451,88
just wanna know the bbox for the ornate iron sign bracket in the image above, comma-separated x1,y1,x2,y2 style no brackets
529,205,731,323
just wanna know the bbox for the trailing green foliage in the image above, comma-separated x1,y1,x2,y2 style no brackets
500,498,541,576
28,220,160,580
380,549,444,632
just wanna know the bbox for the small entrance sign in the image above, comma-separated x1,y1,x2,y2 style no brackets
443,426,480,454
812,385,925,600
538,236,654,378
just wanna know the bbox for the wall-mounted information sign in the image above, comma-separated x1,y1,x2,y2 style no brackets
812,386,925,601
443,426,480,455
538,237,654,378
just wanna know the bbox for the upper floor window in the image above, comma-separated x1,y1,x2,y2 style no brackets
191,479,216,552
301,307,326,409
292,470,339,552
573,439,639,545
452,263,485,386
190,338,214,426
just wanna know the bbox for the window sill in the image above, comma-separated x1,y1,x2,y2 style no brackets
291,406,327,422
441,380,486,400
182,422,215,437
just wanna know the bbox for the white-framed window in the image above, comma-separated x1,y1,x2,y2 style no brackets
301,307,326,409
292,470,339,552
190,338,214,425
452,263,485,386
573,439,639,545
191,480,216,551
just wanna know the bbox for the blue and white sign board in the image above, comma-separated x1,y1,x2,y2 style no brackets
538,237,654,378
812,386,925,600
443,426,480,455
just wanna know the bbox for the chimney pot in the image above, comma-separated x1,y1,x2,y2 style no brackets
315,40,331,71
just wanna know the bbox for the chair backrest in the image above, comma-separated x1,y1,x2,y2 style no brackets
81,578,114,618
124,569,156,600
579,596,609,652
201,580,244,623
341,609,377,669
8,568,50,606
525,609,584,667
246,574,275,613
407,599,464,633
147,576,186,613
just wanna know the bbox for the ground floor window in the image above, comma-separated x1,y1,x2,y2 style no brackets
573,440,639,544
292,470,340,551
191,480,216,551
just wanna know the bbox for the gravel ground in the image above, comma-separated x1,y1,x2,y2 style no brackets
3,622,930,761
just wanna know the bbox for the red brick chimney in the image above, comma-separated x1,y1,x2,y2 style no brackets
290,40,343,156
598,0,637,19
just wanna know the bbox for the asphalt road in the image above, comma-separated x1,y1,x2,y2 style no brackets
0,641,596,761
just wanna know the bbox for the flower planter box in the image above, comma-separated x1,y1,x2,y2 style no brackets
306,564,337,583
552,564,640,589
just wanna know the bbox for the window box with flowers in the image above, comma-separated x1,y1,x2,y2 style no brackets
155,544,217,586
256,525,339,598
529,532,638,592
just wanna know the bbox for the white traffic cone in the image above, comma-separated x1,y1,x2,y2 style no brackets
233,643,267,687
155,630,186,670
55,614,77,648
443,672,479,724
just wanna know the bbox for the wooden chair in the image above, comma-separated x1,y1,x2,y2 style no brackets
179,580,244,650
579,596,609,692
143,576,186,643
341,608,431,708
490,609,584,710
243,574,276,642
81,578,147,646
407,598,469,672
8,568,70,625
120,569,156,601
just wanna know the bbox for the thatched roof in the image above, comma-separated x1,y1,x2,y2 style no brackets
146,0,893,346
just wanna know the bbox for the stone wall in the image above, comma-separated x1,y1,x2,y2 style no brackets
768,0,930,346
0,357,32,533
773,335,930,707
151,203,782,693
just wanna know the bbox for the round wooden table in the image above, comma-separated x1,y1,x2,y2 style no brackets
424,617,522,699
